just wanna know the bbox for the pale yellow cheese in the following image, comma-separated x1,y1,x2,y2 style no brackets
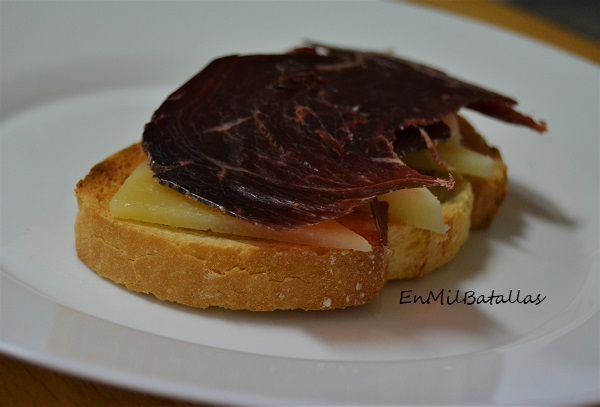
403,143,494,178
442,114,461,143
379,188,447,234
109,164,372,252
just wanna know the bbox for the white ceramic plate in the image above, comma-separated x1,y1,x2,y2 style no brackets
1,1,598,405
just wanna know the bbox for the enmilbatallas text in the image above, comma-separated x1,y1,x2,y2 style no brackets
399,289,546,306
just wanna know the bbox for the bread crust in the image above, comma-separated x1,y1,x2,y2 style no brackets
385,117,508,280
74,120,506,310
75,144,388,311
458,117,508,228
386,180,473,279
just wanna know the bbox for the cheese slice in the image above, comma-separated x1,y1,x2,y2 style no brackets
110,164,372,252
403,143,494,178
379,188,447,234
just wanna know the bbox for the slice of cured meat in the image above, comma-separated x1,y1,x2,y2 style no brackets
142,44,545,229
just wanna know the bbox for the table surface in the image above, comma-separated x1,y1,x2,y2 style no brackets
1,1,598,406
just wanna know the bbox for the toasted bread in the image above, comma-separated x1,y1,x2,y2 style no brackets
75,144,389,311
74,116,506,310
459,117,508,229
385,117,507,280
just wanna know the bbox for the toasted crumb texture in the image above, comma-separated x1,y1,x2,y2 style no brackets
458,117,508,228
75,144,388,311
386,180,473,280
74,120,506,310
385,118,508,280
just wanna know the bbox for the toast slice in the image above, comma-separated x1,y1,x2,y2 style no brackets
74,119,506,310
75,144,389,311
385,117,507,280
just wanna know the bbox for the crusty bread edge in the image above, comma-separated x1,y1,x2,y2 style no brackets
385,117,508,280
459,117,508,229
385,180,473,280
74,119,507,310
75,144,388,311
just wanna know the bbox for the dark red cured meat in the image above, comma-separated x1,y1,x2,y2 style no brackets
142,44,546,229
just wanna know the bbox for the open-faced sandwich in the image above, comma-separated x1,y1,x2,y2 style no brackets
75,44,546,311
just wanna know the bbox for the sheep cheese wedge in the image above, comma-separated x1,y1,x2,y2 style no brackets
110,163,373,251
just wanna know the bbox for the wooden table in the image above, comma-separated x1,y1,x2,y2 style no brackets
2,1,598,406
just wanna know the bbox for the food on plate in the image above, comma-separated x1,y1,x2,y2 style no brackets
75,43,546,311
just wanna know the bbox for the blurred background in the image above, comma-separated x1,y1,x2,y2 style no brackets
504,0,599,42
